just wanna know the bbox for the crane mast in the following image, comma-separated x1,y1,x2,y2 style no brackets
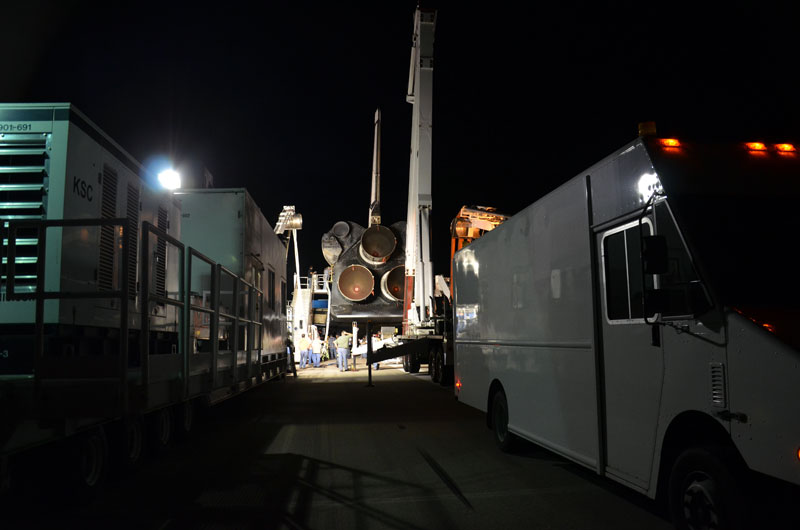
403,7,436,333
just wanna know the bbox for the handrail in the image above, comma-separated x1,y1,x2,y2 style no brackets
6,217,132,414
186,247,269,388
140,221,185,393
6,218,285,414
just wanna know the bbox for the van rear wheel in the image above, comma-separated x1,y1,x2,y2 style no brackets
491,389,516,452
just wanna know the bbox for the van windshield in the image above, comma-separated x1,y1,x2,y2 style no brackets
650,141,800,312
667,194,799,309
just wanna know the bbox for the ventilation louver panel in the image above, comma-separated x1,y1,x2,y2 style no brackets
155,206,168,299
0,135,48,298
710,362,726,408
125,184,139,300
98,166,118,291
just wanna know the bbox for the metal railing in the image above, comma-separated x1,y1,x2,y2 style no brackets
139,221,185,394
187,246,279,391
6,217,132,412
5,217,286,416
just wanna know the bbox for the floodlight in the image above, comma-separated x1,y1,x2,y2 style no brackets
158,169,181,190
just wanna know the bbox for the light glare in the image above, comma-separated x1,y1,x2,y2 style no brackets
746,142,767,151
638,172,663,203
158,169,181,190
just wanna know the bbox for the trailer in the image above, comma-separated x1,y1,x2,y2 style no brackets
452,131,800,529
0,103,289,497
175,188,289,391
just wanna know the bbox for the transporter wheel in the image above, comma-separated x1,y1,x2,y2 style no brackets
431,347,444,385
440,365,454,387
491,389,516,452
119,415,145,473
408,356,420,374
403,355,410,372
668,446,748,530
174,399,195,440
148,407,173,454
64,427,109,501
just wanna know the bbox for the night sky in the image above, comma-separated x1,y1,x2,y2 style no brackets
3,1,798,280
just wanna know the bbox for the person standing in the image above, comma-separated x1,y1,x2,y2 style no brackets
328,334,337,364
286,337,297,377
298,333,311,369
311,334,322,368
335,332,350,372
352,336,362,372
371,333,381,371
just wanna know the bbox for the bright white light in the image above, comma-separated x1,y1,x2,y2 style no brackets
158,169,181,190
637,172,663,203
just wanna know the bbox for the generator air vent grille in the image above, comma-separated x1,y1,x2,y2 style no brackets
0,135,48,298
98,165,118,291
125,184,139,300
155,206,168,299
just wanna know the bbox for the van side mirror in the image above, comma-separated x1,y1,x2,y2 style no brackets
644,288,669,317
642,235,668,274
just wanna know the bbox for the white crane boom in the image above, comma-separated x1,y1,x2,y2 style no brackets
403,7,436,333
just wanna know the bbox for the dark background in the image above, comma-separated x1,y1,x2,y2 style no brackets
3,1,798,279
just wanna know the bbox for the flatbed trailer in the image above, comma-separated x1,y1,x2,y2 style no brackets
0,103,289,497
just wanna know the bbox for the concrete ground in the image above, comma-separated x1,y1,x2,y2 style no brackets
2,358,675,530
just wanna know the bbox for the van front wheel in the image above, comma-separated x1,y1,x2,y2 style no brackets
668,446,747,530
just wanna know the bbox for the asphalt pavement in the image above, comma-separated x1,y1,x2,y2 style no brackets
2,357,674,530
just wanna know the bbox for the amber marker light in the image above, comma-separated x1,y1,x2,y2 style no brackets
797,447,800,461
775,143,796,152
659,138,681,147
745,142,768,151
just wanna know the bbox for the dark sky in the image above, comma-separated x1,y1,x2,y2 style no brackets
3,1,798,279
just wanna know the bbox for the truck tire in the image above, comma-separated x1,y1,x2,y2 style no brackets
113,415,145,474
64,427,109,501
174,399,195,440
668,446,748,530
148,407,173,455
431,347,442,384
403,355,410,372
490,389,516,452
409,356,420,374
440,365,454,386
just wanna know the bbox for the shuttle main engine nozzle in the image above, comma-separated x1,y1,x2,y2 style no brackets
380,265,405,302
359,224,397,265
338,264,375,302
